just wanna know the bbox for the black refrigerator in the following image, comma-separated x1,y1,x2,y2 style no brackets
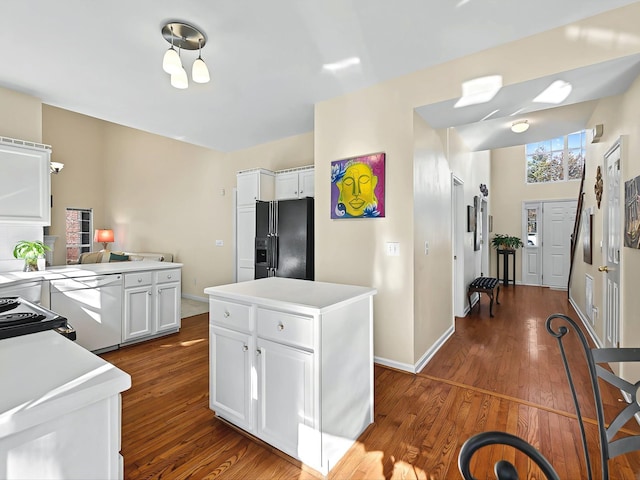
255,197,314,280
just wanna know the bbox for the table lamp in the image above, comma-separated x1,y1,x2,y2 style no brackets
95,229,114,250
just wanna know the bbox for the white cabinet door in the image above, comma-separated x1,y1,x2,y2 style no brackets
275,169,315,200
299,169,314,198
210,326,253,431
275,173,300,200
0,142,51,225
156,282,181,332
256,338,314,459
237,170,275,206
237,205,256,282
123,286,153,341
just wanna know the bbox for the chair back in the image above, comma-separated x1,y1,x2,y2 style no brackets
546,313,640,480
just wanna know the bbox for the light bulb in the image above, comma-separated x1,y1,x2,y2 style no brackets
192,57,210,83
171,67,189,89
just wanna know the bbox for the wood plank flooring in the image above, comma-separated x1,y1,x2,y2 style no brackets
101,285,640,479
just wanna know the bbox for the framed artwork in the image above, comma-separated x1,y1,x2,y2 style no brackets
624,174,640,248
331,152,385,218
467,205,475,232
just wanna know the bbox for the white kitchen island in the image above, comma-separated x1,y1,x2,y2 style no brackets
204,277,376,475
0,330,131,479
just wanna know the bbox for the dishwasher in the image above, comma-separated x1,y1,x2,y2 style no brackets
50,274,123,352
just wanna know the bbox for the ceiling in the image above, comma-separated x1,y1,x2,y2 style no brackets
2,0,639,153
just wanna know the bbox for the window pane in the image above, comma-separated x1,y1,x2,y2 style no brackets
568,149,584,180
66,208,92,264
551,136,564,151
567,132,582,149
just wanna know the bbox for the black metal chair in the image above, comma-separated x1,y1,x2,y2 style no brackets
458,431,560,480
545,313,640,480
459,313,640,479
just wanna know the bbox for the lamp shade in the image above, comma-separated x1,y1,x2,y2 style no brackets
162,47,182,74
171,67,189,89
192,57,210,83
94,229,114,244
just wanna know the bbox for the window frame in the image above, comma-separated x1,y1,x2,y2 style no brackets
65,207,93,264
525,130,586,184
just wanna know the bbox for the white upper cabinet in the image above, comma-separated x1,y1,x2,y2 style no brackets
0,139,51,225
275,167,314,200
236,169,275,206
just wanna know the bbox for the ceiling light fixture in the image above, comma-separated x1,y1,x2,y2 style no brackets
511,120,530,133
161,22,210,89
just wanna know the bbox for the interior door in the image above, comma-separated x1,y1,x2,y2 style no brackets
452,176,465,317
542,200,576,288
603,140,621,348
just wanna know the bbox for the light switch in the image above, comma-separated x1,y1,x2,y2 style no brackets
386,242,400,256
424,241,429,255
215,240,224,247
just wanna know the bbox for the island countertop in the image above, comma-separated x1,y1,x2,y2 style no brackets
204,277,376,314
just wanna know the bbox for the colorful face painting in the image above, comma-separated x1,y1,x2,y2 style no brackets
331,153,385,219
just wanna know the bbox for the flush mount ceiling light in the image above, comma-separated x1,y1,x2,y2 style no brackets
511,120,530,133
161,22,210,89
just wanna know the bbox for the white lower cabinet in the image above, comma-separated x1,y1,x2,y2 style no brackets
256,338,315,463
123,268,181,343
206,277,376,476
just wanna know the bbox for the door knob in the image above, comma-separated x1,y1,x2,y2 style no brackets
598,266,609,272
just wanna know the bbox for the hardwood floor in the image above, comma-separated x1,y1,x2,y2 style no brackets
101,286,640,479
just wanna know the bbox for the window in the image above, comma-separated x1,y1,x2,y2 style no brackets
526,131,586,183
66,208,93,264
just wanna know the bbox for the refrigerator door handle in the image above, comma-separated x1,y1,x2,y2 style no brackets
272,235,278,273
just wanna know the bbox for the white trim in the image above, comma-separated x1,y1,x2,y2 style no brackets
182,293,208,303
568,296,603,348
276,165,314,174
374,325,455,374
0,136,52,151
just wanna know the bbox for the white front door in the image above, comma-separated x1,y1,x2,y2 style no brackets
603,140,622,348
542,200,577,288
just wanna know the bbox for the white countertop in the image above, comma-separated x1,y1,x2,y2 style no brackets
204,277,376,314
0,330,131,439
0,261,183,286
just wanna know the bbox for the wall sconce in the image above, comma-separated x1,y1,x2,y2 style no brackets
94,229,114,250
162,22,210,89
50,162,64,174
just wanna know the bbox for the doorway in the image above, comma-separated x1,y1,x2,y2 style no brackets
522,199,577,288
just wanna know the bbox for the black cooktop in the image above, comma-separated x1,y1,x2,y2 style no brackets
0,296,68,340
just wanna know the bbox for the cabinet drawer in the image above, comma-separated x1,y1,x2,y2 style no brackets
124,272,153,288
257,309,313,350
156,268,181,284
210,299,251,332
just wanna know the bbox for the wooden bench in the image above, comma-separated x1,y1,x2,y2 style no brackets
468,277,500,317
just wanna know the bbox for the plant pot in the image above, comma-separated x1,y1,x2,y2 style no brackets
23,260,38,272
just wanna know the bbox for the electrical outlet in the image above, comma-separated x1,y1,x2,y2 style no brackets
424,241,429,255
215,240,224,246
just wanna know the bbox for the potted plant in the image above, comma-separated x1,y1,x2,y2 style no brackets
13,240,51,272
490,233,524,250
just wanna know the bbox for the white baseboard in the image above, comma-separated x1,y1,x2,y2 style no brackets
568,296,602,348
182,293,208,303
374,324,455,374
